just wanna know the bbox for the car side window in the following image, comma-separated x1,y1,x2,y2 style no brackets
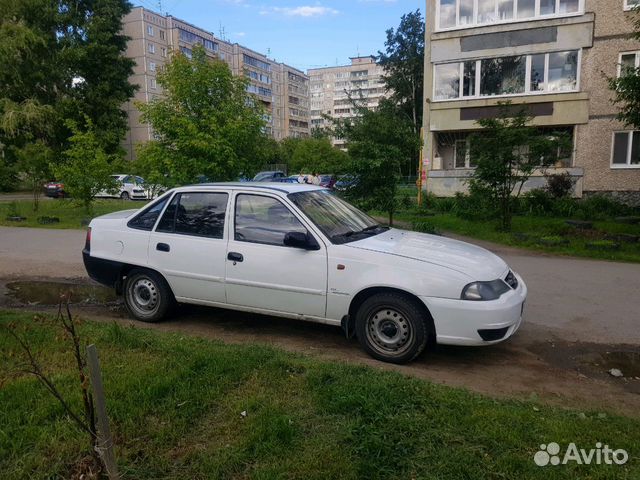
234,194,307,246
156,192,228,239
127,196,170,231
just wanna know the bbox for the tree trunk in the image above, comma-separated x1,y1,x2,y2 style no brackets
388,209,394,227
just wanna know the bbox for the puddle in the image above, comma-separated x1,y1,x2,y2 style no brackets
5,281,117,305
597,351,640,378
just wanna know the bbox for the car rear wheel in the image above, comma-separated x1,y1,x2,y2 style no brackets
124,269,174,322
120,191,130,200
355,292,431,364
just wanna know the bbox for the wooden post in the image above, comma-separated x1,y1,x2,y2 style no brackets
86,344,120,480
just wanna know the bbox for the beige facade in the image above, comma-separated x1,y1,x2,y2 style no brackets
121,6,309,160
423,0,640,204
308,56,388,148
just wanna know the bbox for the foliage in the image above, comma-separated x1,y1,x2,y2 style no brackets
137,45,267,185
63,0,137,156
55,120,116,213
608,6,640,129
3,310,640,478
545,172,575,198
0,0,135,192
15,141,52,211
334,99,420,225
469,102,571,230
378,9,425,136
278,136,349,175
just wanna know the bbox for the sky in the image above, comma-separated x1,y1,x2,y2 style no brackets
133,0,424,72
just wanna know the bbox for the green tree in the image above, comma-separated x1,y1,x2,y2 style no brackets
56,120,116,213
469,103,571,231
16,141,52,211
334,99,419,226
378,10,425,135
279,136,348,175
137,46,267,185
608,6,640,129
63,0,136,155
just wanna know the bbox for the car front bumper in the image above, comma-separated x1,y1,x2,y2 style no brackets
421,272,527,346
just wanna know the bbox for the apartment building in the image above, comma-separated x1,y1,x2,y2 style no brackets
423,0,640,204
308,56,388,148
121,6,309,160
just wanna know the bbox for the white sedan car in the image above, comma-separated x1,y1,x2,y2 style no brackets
96,174,148,201
83,183,526,364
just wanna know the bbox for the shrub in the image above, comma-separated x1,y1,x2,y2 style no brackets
521,189,554,216
545,172,575,198
412,220,440,235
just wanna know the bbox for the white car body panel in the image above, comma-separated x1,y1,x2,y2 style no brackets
86,183,527,346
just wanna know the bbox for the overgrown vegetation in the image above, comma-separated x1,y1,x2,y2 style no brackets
2,310,639,479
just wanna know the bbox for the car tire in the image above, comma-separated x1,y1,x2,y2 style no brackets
123,269,174,322
120,191,130,201
355,292,431,364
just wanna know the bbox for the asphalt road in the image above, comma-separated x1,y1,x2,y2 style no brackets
1,225,638,345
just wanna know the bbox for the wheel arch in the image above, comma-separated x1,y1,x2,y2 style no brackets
344,286,435,338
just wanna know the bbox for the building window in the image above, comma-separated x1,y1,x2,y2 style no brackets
150,78,157,89
161,47,167,57
625,0,640,11
611,131,640,168
436,0,583,30
434,50,579,101
148,42,155,54
480,56,526,95
147,25,154,36
618,51,640,76
454,139,475,168
243,54,271,72
149,62,156,71
159,30,165,40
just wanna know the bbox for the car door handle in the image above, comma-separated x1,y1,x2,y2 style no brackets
156,242,170,252
227,252,243,262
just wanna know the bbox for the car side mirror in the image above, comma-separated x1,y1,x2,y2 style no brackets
284,231,320,250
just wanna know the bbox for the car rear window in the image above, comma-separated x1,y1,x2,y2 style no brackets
127,196,170,231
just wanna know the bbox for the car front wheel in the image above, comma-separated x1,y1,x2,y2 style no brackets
355,292,431,364
123,269,174,322
120,191,130,200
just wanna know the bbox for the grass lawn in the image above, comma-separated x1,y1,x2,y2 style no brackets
0,199,145,229
1,310,638,479
384,211,640,263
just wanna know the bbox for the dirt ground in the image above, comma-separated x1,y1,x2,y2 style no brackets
1,225,639,416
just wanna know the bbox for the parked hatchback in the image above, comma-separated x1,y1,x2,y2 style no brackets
83,183,526,364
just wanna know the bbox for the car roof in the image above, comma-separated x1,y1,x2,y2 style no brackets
175,182,326,194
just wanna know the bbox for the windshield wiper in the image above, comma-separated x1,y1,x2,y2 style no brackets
331,225,387,243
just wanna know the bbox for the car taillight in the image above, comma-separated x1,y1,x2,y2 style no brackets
85,227,91,252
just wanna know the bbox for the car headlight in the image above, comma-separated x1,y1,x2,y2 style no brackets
461,280,510,301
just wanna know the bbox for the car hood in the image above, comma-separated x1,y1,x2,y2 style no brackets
347,228,508,280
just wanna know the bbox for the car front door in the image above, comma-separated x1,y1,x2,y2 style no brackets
148,191,229,304
225,192,328,318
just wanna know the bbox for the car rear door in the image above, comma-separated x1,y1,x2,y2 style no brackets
225,192,328,317
147,191,230,304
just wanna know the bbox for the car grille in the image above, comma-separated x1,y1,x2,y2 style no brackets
505,270,518,289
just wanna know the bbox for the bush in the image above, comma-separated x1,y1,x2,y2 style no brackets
545,172,575,198
521,189,554,216
412,220,440,235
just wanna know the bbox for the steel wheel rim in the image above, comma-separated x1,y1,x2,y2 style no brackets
128,277,159,316
365,307,413,356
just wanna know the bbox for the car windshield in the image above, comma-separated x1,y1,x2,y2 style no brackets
288,190,387,244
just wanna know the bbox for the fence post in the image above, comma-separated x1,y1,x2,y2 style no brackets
86,344,119,480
